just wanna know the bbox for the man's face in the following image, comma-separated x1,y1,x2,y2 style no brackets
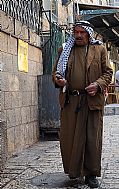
74,26,89,46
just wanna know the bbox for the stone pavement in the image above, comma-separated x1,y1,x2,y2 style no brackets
0,115,119,189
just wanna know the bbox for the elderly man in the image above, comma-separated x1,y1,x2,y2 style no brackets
52,21,113,188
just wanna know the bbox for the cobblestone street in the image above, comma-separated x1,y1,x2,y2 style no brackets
0,115,119,189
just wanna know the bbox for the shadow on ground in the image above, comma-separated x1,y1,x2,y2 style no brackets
30,172,86,188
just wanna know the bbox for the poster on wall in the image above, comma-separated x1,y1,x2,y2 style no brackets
18,39,28,72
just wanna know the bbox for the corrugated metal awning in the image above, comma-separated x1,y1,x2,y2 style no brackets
88,13,119,47
75,3,119,47
75,3,119,10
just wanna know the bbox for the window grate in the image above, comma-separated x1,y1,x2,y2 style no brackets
0,0,42,34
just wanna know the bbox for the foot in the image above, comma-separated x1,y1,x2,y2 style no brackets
85,175,99,188
69,176,78,180
68,176,84,188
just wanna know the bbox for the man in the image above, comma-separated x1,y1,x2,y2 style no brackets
52,21,113,188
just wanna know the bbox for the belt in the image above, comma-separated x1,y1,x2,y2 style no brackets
69,89,86,96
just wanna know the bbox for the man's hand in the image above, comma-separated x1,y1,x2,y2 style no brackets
85,82,98,96
54,75,67,87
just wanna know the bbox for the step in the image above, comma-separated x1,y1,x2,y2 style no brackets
104,104,119,115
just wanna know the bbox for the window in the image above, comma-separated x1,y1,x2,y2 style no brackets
108,0,114,5
114,0,119,6
51,0,58,16
51,0,58,18
99,0,102,5
62,0,71,6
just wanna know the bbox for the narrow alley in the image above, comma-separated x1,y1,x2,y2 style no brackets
1,1,119,189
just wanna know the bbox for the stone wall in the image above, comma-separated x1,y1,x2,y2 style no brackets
0,121,7,172
0,11,43,157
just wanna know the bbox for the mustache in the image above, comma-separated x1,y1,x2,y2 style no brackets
75,37,83,40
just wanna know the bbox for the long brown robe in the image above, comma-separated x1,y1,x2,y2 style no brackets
52,44,113,178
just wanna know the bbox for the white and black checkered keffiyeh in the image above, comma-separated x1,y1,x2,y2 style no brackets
56,21,103,79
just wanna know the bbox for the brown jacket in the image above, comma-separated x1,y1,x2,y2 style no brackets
52,44,113,110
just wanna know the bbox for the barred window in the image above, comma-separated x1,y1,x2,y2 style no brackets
0,0,42,34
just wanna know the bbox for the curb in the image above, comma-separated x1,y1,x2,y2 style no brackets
104,104,119,115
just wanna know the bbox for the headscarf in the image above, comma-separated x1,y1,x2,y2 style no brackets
56,21,103,79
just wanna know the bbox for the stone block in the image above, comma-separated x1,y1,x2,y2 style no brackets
24,122,36,148
7,36,17,55
0,91,4,112
19,73,37,92
15,20,28,42
104,106,115,115
1,72,9,92
28,60,37,76
7,127,15,157
0,11,14,35
19,73,29,92
24,123,30,147
14,124,25,153
22,91,32,107
13,55,18,73
115,107,119,115
36,62,43,76
0,110,7,123
36,35,42,47
12,91,22,108
104,105,119,115
2,52,13,72
28,59,43,76
8,74,19,91
21,107,30,124
28,76,37,91
28,45,35,61
0,31,8,53
30,31,38,46
15,108,22,126
30,106,38,122
4,92,12,109
19,124,26,151
0,50,3,71
32,91,38,106
6,109,16,128
14,125,20,153
28,122,34,146
1,73,19,92
30,30,42,48
0,121,7,171
28,45,41,63
33,121,39,142
0,33,2,52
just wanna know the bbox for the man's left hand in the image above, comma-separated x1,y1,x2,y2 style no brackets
85,82,98,96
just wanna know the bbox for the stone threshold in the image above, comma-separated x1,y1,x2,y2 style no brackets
104,104,119,115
